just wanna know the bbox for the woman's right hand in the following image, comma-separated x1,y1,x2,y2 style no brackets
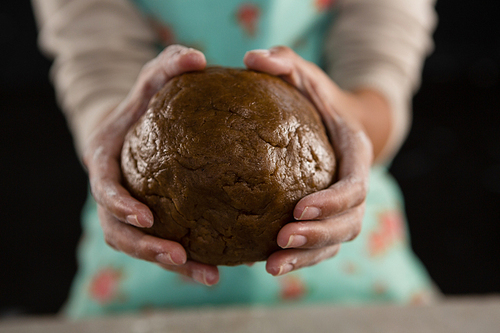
82,45,220,286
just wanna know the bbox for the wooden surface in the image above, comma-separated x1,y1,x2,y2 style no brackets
1,296,499,333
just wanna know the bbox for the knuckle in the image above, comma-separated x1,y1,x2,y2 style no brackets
271,45,293,56
322,187,347,213
359,180,369,199
349,222,362,241
158,44,190,67
349,177,368,207
315,230,331,248
140,79,156,97
103,233,118,251
130,243,143,259
135,236,156,261
163,44,185,55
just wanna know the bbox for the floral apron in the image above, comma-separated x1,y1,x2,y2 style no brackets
64,0,436,318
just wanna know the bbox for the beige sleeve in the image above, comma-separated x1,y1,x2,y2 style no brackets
31,0,158,157
32,0,436,161
325,0,437,162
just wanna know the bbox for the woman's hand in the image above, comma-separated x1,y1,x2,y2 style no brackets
244,46,388,276
82,45,219,286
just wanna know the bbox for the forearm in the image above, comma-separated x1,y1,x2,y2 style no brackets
31,0,158,157
343,88,392,164
326,0,438,163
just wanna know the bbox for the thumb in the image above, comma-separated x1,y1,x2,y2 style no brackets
244,46,341,114
109,45,207,142
244,46,372,183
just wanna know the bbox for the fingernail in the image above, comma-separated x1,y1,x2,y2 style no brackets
126,215,140,226
283,235,307,249
296,206,321,220
156,252,185,265
192,270,217,286
127,214,153,228
192,270,206,285
250,49,270,56
277,263,294,276
155,253,176,265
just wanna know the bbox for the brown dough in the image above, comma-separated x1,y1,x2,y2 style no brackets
121,67,336,266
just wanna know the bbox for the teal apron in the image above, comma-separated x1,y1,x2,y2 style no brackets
64,0,436,318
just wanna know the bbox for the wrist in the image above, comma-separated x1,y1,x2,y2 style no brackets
77,102,121,161
342,88,392,164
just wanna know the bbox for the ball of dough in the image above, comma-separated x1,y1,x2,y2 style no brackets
121,67,335,266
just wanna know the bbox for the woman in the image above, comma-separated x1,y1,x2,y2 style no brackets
32,0,438,317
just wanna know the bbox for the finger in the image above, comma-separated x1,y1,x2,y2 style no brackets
84,46,206,227
245,46,373,173
266,244,341,276
157,261,220,286
244,47,295,77
251,49,372,220
95,45,207,146
293,122,372,220
277,205,365,249
245,47,364,147
247,47,372,234
88,149,153,227
98,206,187,265
124,45,207,126
320,109,373,181
100,207,219,286
244,46,339,106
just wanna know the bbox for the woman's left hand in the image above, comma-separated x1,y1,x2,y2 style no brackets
244,47,377,276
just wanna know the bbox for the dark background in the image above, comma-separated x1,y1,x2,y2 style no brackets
1,1,499,315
